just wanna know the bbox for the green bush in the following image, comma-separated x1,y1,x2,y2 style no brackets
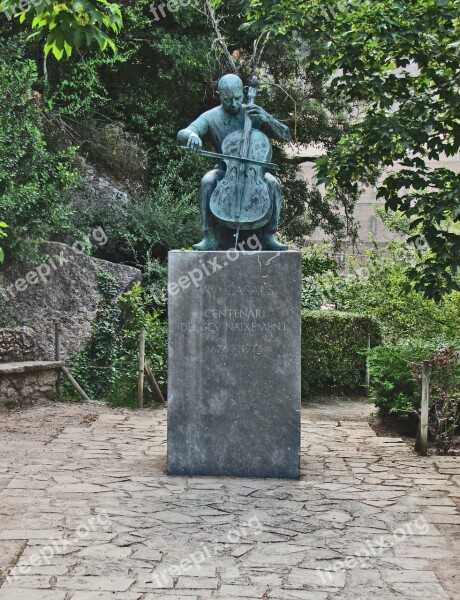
369,345,460,451
0,41,78,263
368,345,430,418
62,275,167,407
301,244,338,310
301,311,381,396
333,242,460,347
410,348,460,452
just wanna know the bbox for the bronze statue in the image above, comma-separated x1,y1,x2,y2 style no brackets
178,74,291,251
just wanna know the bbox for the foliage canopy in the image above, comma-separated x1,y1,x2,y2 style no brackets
246,0,460,300
0,0,122,58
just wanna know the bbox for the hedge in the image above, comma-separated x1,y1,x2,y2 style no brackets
301,311,382,396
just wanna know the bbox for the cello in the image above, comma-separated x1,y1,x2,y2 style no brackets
209,77,276,234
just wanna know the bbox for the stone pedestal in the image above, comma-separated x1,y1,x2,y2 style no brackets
167,250,301,479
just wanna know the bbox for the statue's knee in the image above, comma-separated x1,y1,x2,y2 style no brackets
265,174,280,196
201,170,219,188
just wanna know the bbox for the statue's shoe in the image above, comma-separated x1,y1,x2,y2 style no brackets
192,236,219,251
262,234,288,251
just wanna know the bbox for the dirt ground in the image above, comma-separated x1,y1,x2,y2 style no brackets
0,401,129,488
303,394,376,422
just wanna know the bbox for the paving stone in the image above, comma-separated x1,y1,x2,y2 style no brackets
137,572,174,589
0,590,67,600
130,547,162,561
77,544,132,559
425,513,460,525
48,483,110,494
391,582,450,598
286,567,346,588
152,511,200,524
347,568,385,586
25,566,69,576
70,594,143,599
217,585,267,597
144,596,198,600
0,529,62,540
393,545,453,559
55,576,135,592
381,569,438,583
332,588,399,600
175,577,219,589
268,591,328,600
249,573,283,586
230,545,255,558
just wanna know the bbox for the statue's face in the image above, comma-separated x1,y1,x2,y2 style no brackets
220,84,244,115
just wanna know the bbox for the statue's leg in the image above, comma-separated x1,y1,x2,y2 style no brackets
261,173,288,251
193,168,224,251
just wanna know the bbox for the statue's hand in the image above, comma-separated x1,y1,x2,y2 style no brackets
187,132,203,153
247,104,270,123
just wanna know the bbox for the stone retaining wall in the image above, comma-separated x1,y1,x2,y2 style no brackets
0,362,62,409
0,327,36,363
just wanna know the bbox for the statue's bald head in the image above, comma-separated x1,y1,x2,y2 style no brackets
218,74,243,93
218,74,244,115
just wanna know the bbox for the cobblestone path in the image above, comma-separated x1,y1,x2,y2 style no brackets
0,408,459,599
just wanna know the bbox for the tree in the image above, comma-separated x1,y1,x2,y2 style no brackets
0,0,122,58
246,0,460,300
0,39,78,262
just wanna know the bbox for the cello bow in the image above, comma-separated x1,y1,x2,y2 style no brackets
181,147,280,171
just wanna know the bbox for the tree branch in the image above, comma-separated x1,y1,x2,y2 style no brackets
203,0,239,76
250,32,271,76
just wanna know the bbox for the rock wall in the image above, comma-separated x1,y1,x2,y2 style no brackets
0,242,141,360
0,363,60,409
0,328,36,363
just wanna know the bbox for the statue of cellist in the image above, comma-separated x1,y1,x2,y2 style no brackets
177,74,291,251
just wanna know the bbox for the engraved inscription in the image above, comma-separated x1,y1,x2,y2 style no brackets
179,300,289,337
212,345,264,355
180,321,287,332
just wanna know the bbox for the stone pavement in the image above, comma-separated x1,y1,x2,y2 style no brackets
0,407,459,600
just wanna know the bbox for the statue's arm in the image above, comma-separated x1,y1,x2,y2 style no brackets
177,113,210,153
177,128,199,145
266,116,292,143
247,105,292,143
